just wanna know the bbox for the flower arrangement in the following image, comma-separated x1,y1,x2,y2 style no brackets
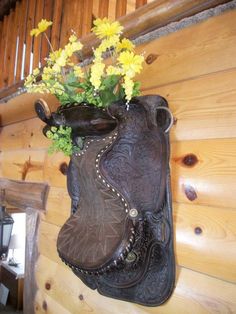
25,18,144,155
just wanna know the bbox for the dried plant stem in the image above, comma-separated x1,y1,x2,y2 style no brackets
43,33,54,53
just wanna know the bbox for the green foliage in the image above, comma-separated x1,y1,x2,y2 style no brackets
46,126,81,156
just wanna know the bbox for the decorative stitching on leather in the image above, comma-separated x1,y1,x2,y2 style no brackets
95,133,130,214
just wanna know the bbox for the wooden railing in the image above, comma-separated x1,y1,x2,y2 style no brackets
0,0,231,101
0,0,151,97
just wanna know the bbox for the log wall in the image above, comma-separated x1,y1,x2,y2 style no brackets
0,7,236,314
0,0,151,93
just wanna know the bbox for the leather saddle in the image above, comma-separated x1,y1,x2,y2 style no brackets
36,95,175,306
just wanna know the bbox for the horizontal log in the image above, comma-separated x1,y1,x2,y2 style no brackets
43,187,71,227
136,9,236,90
171,138,236,209
35,290,70,314
145,68,236,141
175,202,236,283
0,117,50,151
39,221,62,265
0,178,48,211
81,0,232,57
0,149,46,182
35,254,236,313
0,93,59,127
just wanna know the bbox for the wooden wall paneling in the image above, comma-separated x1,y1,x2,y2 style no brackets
51,0,63,51
136,9,236,90
82,0,93,37
0,16,7,88
15,0,28,82
92,0,100,19
44,152,69,188
34,254,236,314
98,0,109,18
107,0,116,21
171,138,236,209
0,21,3,88
43,187,70,227
72,0,85,39
174,202,236,283
0,118,50,151
8,2,20,86
135,0,147,9
33,0,45,69
24,0,36,78
126,0,136,15
2,10,13,87
116,0,127,19
35,289,71,314
39,221,62,265
40,0,53,66
0,149,46,182
0,93,59,127
59,0,84,48
146,68,236,142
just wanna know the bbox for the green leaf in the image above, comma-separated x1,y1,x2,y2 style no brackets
132,81,141,97
99,89,117,107
102,75,120,89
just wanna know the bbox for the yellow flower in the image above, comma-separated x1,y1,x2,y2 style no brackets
64,43,74,57
116,39,134,52
69,34,77,43
55,50,68,67
52,82,65,95
49,49,62,62
122,76,134,102
30,19,53,37
64,41,83,57
33,68,40,76
26,83,50,94
24,74,34,87
71,41,83,52
52,63,61,73
90,62,105,90
118,51,144,78
92,18,123,39
93,48,103,62
42,66,55,81
106,66,121,76
74,65,84,78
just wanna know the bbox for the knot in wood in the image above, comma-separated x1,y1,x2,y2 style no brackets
145,53,158,64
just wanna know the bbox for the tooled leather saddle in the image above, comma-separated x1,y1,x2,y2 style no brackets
36,95,175,306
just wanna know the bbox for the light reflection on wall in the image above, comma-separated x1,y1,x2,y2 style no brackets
8,213,26,266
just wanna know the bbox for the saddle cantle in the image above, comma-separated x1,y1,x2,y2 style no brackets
36,95,175,306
